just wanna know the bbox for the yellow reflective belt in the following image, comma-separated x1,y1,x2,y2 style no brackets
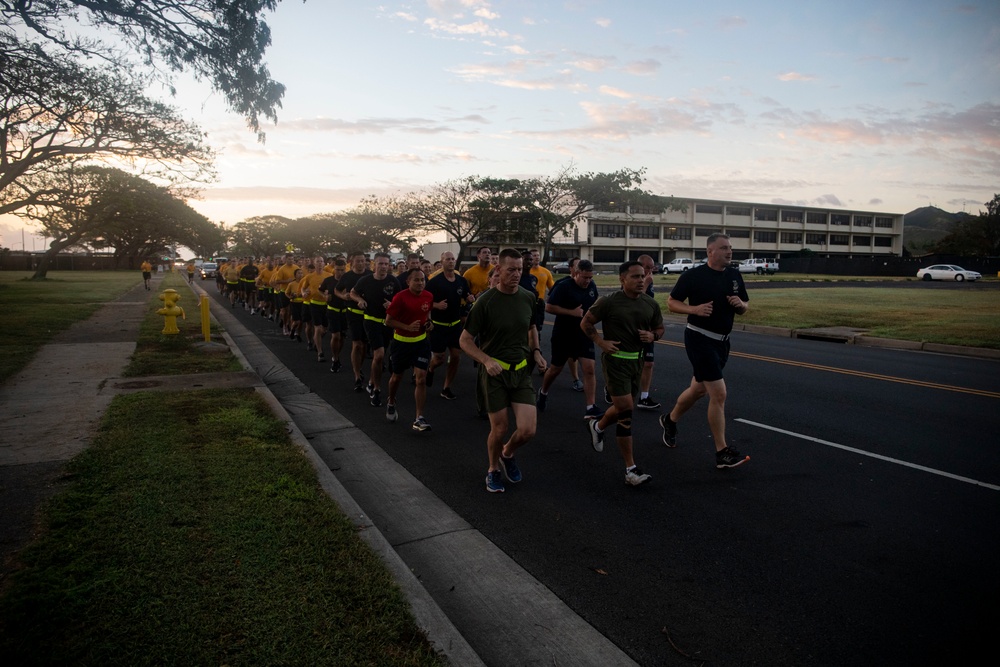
491,357,527,371
363,314,384,323
610,350,641,360
431,319,462,327
348,307,364,315
327,306,343,312
309,299,325,305
393,332,427,343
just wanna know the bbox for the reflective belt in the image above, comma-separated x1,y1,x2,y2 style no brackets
347,307,364,316
492,357,527,371
431,319,462,327
364,314,385,323
327,306,343,312
686,323,730,342
394,332,427,343
309,299,325,306
610,350,641,360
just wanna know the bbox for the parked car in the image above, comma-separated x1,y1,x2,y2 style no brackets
552,261,572,274
200,262,218,279
662,258,694,274
916,265,981,282
738,258,779,275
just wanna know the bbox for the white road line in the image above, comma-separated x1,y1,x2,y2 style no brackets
735,418,1000,492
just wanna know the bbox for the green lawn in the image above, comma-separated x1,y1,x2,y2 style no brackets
0,389,444,666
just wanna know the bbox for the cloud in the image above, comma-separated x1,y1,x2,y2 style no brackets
598,86,633,99
778,72,817,82
424,18,509,38
857,55,909,64
566,55,617,72
393,12,418,22
623,59,661,75
719,16,747,29
595,18,612,28
277,115,486,135
813,194,845,207
474,8,500,20
506,44,528,54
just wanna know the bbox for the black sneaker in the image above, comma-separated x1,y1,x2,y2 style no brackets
370,389,381,407
604,386,612,404
440,387,457,400
307,342,315,351
536,390,547,412
330,360,342,373
385,403,398,423
425,370,435,387
716,447,749,469
366,382,375,397
317,353,325,362
625,467,652,486
659,413,677,448
354,378,364,393
637,396,661,410
411,416,431,432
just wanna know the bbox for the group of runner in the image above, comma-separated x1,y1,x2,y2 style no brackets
211,233,751,493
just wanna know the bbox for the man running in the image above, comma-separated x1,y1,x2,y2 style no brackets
299,257,328,362
460,249,547,494
536,259,602,419
581,260,663,486
384,268,434,431
350,252,400,407
660,233,750,469
425,251,470,400
462,246,493,301
140,259,153,290
335,252,372,392
321,258,348,372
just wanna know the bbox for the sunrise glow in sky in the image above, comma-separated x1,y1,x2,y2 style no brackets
3,0,999,250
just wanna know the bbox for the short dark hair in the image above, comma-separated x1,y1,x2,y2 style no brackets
618,260,641,276
569,257,580,269
477,246,492,255
706,233,730,247
406,267,424,281
498,248,522,263
334,258,346,267
577,259,594,272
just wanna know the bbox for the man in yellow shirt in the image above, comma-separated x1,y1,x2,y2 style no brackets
529,250,555,332
462,246,493,301
140,260,153,290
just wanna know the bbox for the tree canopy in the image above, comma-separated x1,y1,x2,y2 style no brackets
932,194,1000,257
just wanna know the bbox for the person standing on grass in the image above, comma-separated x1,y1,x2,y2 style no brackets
141,259,153,290
659,233,750,469
384,268,435,431
425,251,470,401
460,248,547,494
581,260,663,487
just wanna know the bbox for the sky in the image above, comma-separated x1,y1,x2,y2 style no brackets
3,0,1000,250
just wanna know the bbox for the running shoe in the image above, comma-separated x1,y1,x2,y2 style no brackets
499,454,522,483
317,353,325,362
425,370,435,387
716,447,750,469
571,379,584,392
536,390,547,412
624,467,652,486
604,386,612,404
370,389,381,407
411,416,432,432
354,378,364,393
307,342,315,351
330,360,342,373
637,396,661,410
249,308,256,315
440,387,457,400
588,419,604,453
659,413,678,448
366,382,375,397
385,403,398,422
583,405,605,420
485,470,505,493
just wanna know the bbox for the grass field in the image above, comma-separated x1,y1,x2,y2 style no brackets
0,389,444,666
0,271,140,384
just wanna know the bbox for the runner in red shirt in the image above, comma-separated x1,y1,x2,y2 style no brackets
384,268,435,432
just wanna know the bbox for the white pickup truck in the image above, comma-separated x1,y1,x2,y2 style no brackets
738,258,779,275
662,258,694,274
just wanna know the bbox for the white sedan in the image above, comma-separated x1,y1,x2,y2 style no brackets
916,264,982,282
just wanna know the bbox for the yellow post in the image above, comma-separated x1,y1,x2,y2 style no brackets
201,294,211,342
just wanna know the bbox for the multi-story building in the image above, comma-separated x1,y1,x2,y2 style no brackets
553,197,904,269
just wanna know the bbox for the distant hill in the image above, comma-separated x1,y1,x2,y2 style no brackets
903,206,974,253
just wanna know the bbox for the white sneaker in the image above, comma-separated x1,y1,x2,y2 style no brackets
624,467,651,486
588,419,604,453
385,404,398,422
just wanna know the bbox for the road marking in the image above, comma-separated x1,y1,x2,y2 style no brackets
654,340,1000,399
736,418,1000,491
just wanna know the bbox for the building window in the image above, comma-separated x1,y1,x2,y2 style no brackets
830,234,849,245
806,233,826,244
727,229,750,238
663,226,692,240
831,214,850,226
630,203,663,215
696,204,723,214
875,216,893,228
780,232,802,244
874,236,893,247
754,231,777,243
754,208,777,221
593,224,625,238
807,212,827,224
727,206,751,217
854,215,873,227
629,224,659,239
696,227,722,236
781,210,803,223
853,236,871,246
593,249,625,263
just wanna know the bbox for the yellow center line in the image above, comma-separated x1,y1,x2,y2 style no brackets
655,339,1000,399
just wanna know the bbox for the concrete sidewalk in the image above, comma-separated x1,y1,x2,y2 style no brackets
0,275,638,667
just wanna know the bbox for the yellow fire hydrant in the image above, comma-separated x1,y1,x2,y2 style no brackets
157,288,186,334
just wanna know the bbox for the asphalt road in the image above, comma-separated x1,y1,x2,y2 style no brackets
206,283,999,666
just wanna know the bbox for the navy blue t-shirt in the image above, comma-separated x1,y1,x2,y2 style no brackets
669,264,748,336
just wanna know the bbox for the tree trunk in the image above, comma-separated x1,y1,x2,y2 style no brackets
31,237,79,279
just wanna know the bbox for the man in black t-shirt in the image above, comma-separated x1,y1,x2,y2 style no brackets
320,258,348,373
335,252,372,391
660,233,751,470
425,251,470,400
351,252,400,407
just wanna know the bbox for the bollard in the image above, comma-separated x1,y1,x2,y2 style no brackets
156,288,186,335
201,294,211,342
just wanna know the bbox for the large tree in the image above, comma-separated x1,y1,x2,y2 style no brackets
1,0,289,138
0,34,214,216
932,194,1000,257
228,215,291,257
342,194,418,255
